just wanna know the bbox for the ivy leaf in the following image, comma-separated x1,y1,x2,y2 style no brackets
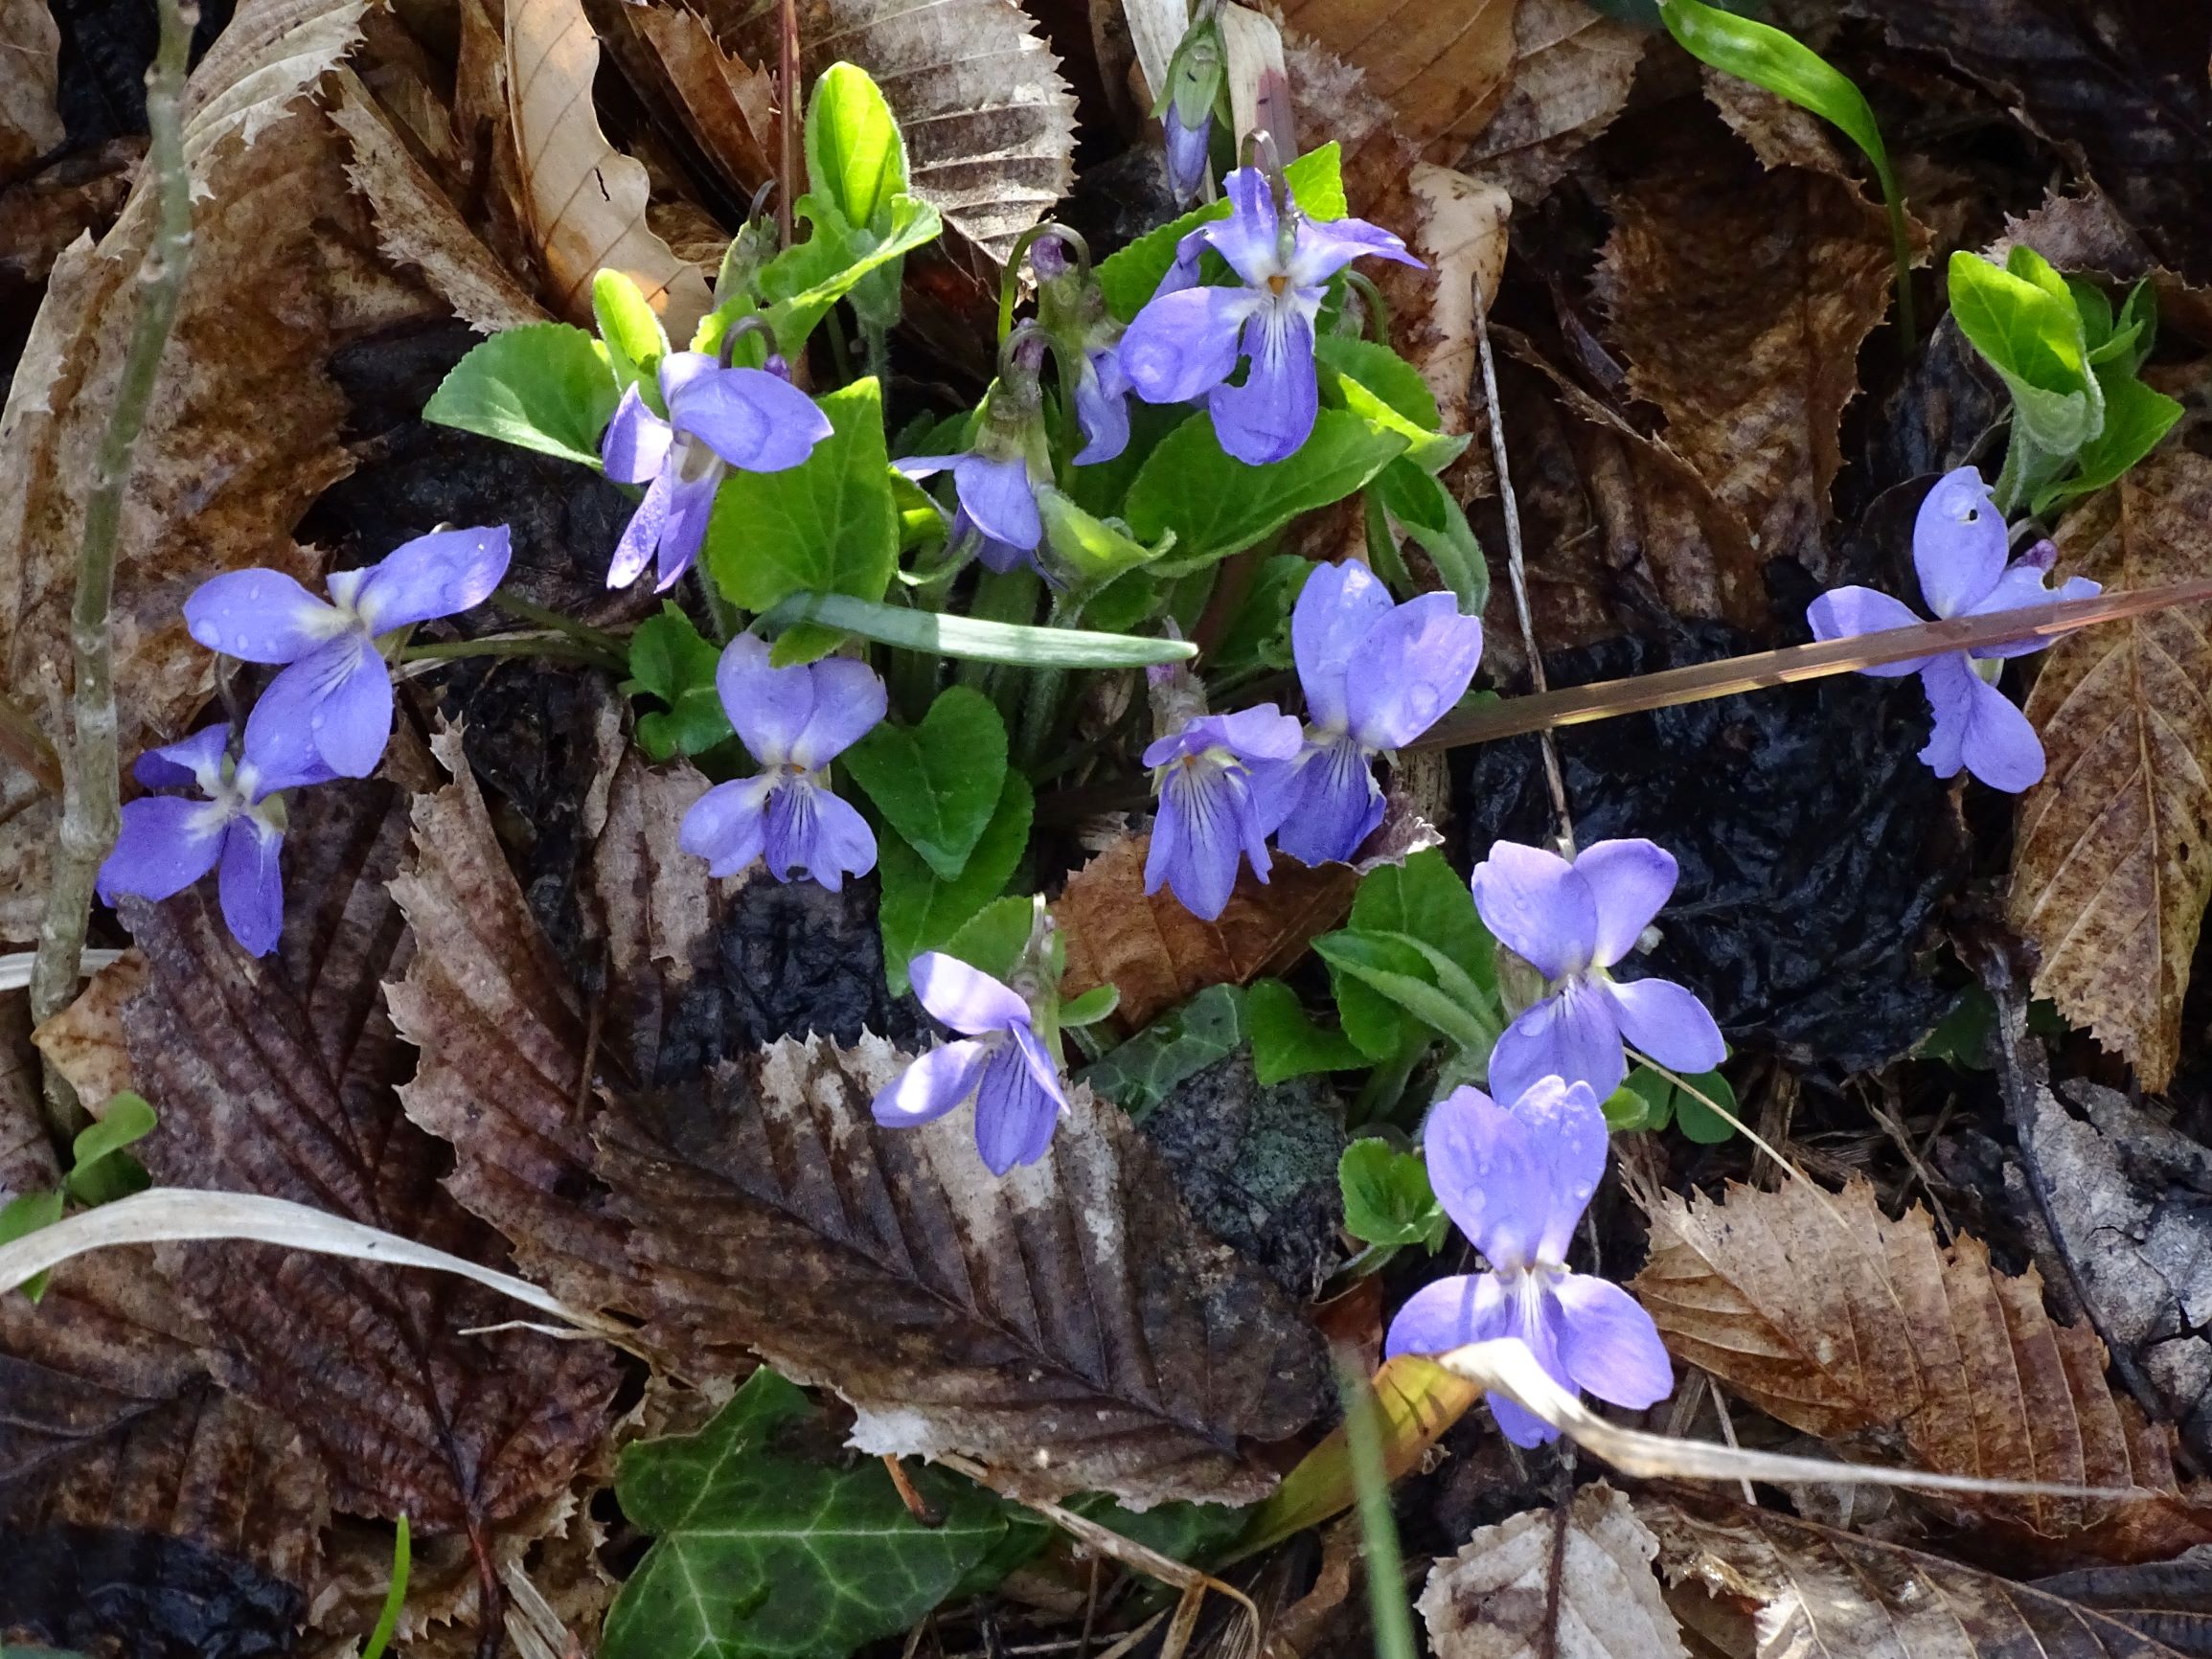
602,1369,1015,1659
1077,985,1247,1123
879,771,1034,994
707,376,899,615
1245,978,1366,1087
626,603,733,761
1126,410,1407,574
1337,1139,1447,1251
422,323,618,468
841,687,1009,879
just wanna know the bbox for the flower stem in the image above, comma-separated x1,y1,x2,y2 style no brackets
489,585,626,655
397,634,622,670
30,0,196,1148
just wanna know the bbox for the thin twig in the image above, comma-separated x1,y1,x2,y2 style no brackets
1704,1374,1755,1506
777,0,800,247
30,0,197,1147
1471,271,1573,854
883,1455,946,1527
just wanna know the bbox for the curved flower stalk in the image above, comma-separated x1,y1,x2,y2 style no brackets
1145,706,1303,921
602,350,832,591
1384,1078,1674,1446
185,526,512,780
899,330,1058,574
872,952,1073,1173
678,634,886,890
1471,837,1724,1106
1809,465,2097,792
1277,562,1483,865
1031,232,1131,466
1119,167,1420,464
96,724,329,955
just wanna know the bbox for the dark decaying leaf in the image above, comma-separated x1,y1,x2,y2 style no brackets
600,1035,1331,1506
0,1251,329,1591
0,1524,302,1659
1645,1489,2196,1659
2034,1559,2212,1658
1846,0,2212,285
1454,626,1958,1073
118,780,619,1543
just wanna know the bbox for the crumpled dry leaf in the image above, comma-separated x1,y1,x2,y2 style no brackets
708,0,1076,265
625,1,777,193
1632,1174,2212,1562
1407,162,1511,441
1593,127,1902,590
0,0,447,944
0,990,59,1196
2033,1552,2212,1653
0,1248,331,1592
1055,807,1438,1035
1418,1482,1686,1659
0,136,141,287
28,947,143,1108
1995,188,2212,346
2008,449,2212,1092
506,0,713,336
0,0,61,184
1276,0,1518,156
1643,1489,2193,1659
118,779,619,1550
1459,0,1643,205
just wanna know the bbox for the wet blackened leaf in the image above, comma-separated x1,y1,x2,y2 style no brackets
0,1524,301,1659
600,1035,1332,1506
118,780,620,1545
1454,626,1957,1073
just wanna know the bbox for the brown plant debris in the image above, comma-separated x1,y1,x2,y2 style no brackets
1458,0,1643,205
1631,1174,2212,1561
2008,449,2212,1092
0,0,62,185
117,779,620,1548
1594,125,1902,592
1643,1489,2194,1659
1276,0,1519,155
1418,1482,1688,1659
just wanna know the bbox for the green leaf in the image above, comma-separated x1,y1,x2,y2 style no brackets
1126,410,1407,573
2035,371,2182,511
746,193,943,358
602,1370,1013,1659
422,323,618,468
593,268,671,404
1371,459,1489,614
1621,1065,1739,1144
806,63,908,233
0,1189,62,1302
1058,983,1121,1027
1947,250,2101,454
65,1090,156,1207
1315,335,1466,474
843,687,1008,879
1064,1493,1246,1564
1312,931,1495,1060
626,603,733,761
707,377,898,614
1330,851,1496,1060
1246,978,1368,1086
1038,487,1172,593
759,591,1197,668
941,896,1038,985
1097,144,1347,321
1337,1139,1448,1251
878,771,1033,995
1208,555,1311,683
1076,984,1246,1122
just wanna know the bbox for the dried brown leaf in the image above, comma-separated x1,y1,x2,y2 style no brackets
1459,0,1643,205
1594,134,1900,590
118,780,619,1548
1699,65,1847,175
0,990,58,1197
28,947,142,1108
0,136,140,286
0,0,61,184
1407,163,1511,441
1419,1483,1687,1659
627,1,777,193
0,1249,331,1590
1642,1489,2195,1659
2008,449,2212,1091
1994,188,2212,350
506,0,713,336
1632,1174,2212,1561
1276,0,1518,155
0,0,446,943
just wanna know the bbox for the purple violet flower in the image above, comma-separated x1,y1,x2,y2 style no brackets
678,633,885,890
1808,466,2097,793
872,952,1072,1174
185,526,512,780
1118,167,1421,465
1384,1078,1674,1446
96,724,330,956
896,449,1042,574
1471,838,1724,1107
1031,233,1131,466
1143,705,1303,920
1277,562,1482,865
1163,104,1212,206
1073,340,1132,466
602,351,832,591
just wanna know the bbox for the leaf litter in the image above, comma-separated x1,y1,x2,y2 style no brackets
10,0,2212,1654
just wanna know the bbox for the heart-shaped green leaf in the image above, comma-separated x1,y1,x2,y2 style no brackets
841,686,1008,879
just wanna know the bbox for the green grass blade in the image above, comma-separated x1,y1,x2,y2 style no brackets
759,592,1197,668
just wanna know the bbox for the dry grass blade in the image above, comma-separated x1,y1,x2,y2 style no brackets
2008,450,2212,1090
1411,579,2212,750
506,0,712,335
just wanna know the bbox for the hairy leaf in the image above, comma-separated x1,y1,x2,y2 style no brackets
1420,1484,1687,1659
1632,1174,2212,1560
2008,450,2212,1091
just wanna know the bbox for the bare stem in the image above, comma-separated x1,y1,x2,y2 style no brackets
777,0,800,247
29,0,198,1145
